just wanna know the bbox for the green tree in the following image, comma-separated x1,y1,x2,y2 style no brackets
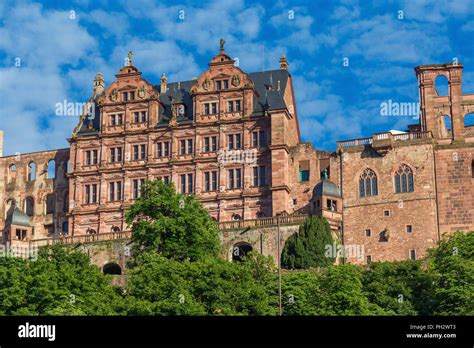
125,179,221,261
281,216,335,269
362,261,435,315
0,245,123,315
428,231,474,315
125,251,275,315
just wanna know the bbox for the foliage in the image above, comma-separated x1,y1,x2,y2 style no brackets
362,261,435,315
281,216,335,269
427,231,474,315
125,251,275,315
0,245,123,315
125,179,221,261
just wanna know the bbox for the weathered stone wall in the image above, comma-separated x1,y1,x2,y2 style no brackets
434,144,474,233
336,141,439,264
0,148,70,239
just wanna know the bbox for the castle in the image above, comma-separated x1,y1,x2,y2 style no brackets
1,41,473,267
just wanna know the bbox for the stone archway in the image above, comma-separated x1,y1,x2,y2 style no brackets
103,262,122,275
232,242,253,262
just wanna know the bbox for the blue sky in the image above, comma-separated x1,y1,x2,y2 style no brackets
0,0,473,156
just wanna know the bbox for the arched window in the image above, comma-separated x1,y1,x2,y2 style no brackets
435,75,448,96
9,164,17,181
47,160,56,179
394,164,414,193
103,262,122,275
24,197,34,217
232,242,253,262
28,162,36,181
111,225,121,233
256,211,266,218
359,168,378,197
45,194,55,214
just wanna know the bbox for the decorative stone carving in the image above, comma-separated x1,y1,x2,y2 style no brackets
138,86,147,99
109,89,118,102
231,74,240,87
203,78,211,91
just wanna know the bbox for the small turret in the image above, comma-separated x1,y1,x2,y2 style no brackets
279,53,289,70
160,73,168,94
93,72,105,97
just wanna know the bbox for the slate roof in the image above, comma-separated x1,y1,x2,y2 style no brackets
77,69,291,134
313,179,341,198
5,205,32,227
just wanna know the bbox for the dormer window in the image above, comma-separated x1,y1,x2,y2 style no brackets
216,80,229,91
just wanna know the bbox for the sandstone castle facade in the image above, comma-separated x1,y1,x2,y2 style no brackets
1,42,473,266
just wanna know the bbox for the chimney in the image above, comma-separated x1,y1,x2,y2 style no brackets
93,72,105,97
0,129,3,157
161,73,168,94
279,53,289,70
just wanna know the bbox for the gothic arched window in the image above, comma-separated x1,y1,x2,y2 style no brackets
394,164,414,193
359,168,378,197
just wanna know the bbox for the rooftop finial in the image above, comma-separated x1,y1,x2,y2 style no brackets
127,51,133,66
220,38,225,51
279,53,289,70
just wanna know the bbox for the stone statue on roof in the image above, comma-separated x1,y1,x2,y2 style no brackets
220,38,225,51
127,51,133,65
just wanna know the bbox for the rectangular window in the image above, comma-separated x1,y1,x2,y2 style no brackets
259,166,266,186
204,103,210,115
253,167,258,186
187,174,193,193
157,142,162,158
133,179,139,199
212,136,217,151
85,185,90,204
228,135,234,150
409,249,416,260
117,114,123,125
110,182,115,201
236,100,241,112
117,147,122,162
140,144,146,160
92,184,97,203
141,111,146,123
216,80,222,91
204,137,210,152
212,171,217,191
228,101,234,112
110,148,115,163
236,168,242,188
365,229,372,237
163,176,169,184
384,210,390,217
85,151,91,166
122,92,128,102
180,140,186,154
129,91,135,101
299,161,310,182
205,172,210,192
367,255,372,263
236,134,241,149
134,112,139,123
133,145,139,160
253,132,258,147
406,225,413,233
117,181,122,200
140,179,145,196
211,103,217,114
111,114,116,126
93,150,98,164
187,139,193,154
223,80,228,89
180,174,186,193
164,142,169,157
229,169,235,189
